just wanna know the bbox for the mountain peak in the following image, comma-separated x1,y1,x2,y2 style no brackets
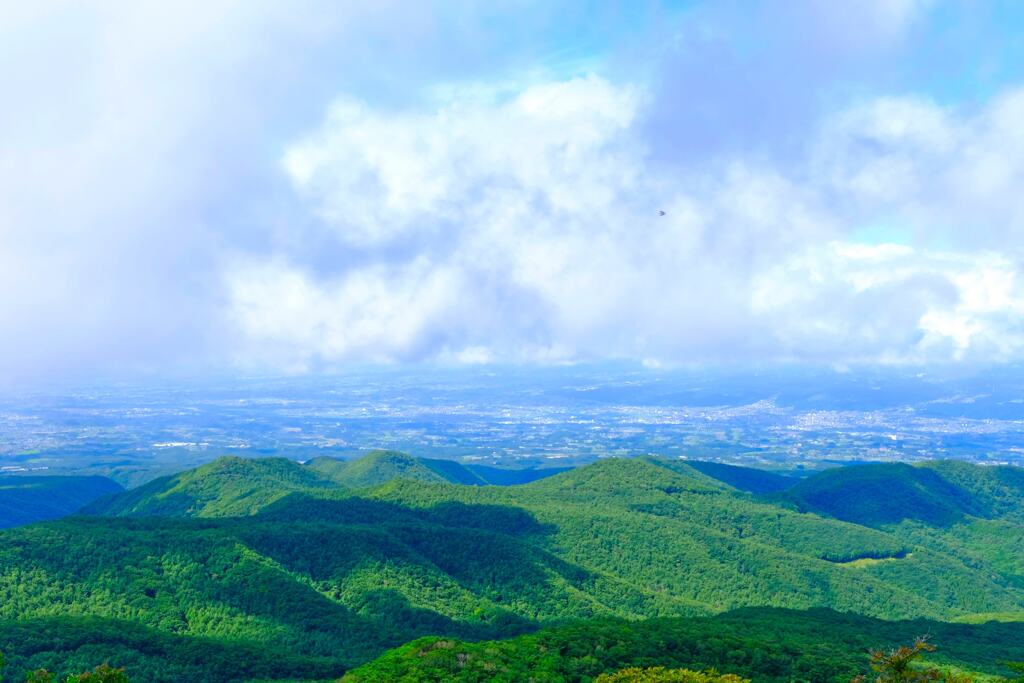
779,462,982,527
307,450,450,489
527,456,724,497
84,455,336,518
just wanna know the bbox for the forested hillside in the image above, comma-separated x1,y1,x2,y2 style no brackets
4,453,1024,681
308,450,567,488
775,460,1024,528
777,462,982,526
82,457,339,518
0,475,122,528
681,460,796,494
343,608,1024,682
7,608,1023,682
86,451,568,519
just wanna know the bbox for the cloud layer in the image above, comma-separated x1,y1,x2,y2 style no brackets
227,76,1024,369
2,1,1023,380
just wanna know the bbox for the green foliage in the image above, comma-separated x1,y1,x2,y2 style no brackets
85,451,568,519
27,663,130,683
308,451,452,489
0,616,344,682
0,475,122,528
1002,662,1024,683
854,637,973,683
342,609,1024,683
920,461,1024,522
778,463,981,527
4,455,1024,681
82,457,339,518
458,462,572,486
419,457,490,484
595,668,748,683
307,450,569,489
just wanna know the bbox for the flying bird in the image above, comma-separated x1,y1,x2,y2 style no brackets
658,210,666,216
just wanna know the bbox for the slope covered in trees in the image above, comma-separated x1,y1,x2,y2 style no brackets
777,462,985,527
82,457,339,518
342,608,1024,683
307,450,453,488
84,450,574,520
920,460,1024,521
308,450,567,488
0,475,122,528
5,459,1024,669
0,616,345,682
6,609,1023,682
5,454,1024,681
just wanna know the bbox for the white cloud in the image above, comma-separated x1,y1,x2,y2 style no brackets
227,75,1024,369
281,76,642,245
227,257,468,370
2,1,1021,380
753,244,1024,363
0,0,581,381
815,89,1024,247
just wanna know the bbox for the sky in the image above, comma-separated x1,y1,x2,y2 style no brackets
2,0,1024,382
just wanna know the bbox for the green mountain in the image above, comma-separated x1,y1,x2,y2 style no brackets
5,455,1024,681
307,450,454,488
308,450,568,488
776,461,1022,527
83,451,568,520
0,474,122,528
82,456,340,518
922,459,1024,521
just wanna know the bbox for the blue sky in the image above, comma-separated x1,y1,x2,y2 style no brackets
2,1,1024,382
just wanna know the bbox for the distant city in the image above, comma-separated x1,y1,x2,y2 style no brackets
2,364,1022,486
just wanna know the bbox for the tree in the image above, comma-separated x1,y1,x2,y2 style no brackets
853,638,972,683
26,664,129,683
595,668,749,683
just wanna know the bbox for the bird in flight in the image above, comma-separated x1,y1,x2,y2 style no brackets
658,210,666,216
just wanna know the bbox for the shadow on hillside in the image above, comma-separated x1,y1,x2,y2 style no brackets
0,512,544,666
354,587,535,637
711,605,1024,666
772,463,984,528
245,494,615,621
256,492,557,537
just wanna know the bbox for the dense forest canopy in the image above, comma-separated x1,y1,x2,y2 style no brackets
3,452,1024,681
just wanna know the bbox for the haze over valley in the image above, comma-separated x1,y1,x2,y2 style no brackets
4,366,1024,487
